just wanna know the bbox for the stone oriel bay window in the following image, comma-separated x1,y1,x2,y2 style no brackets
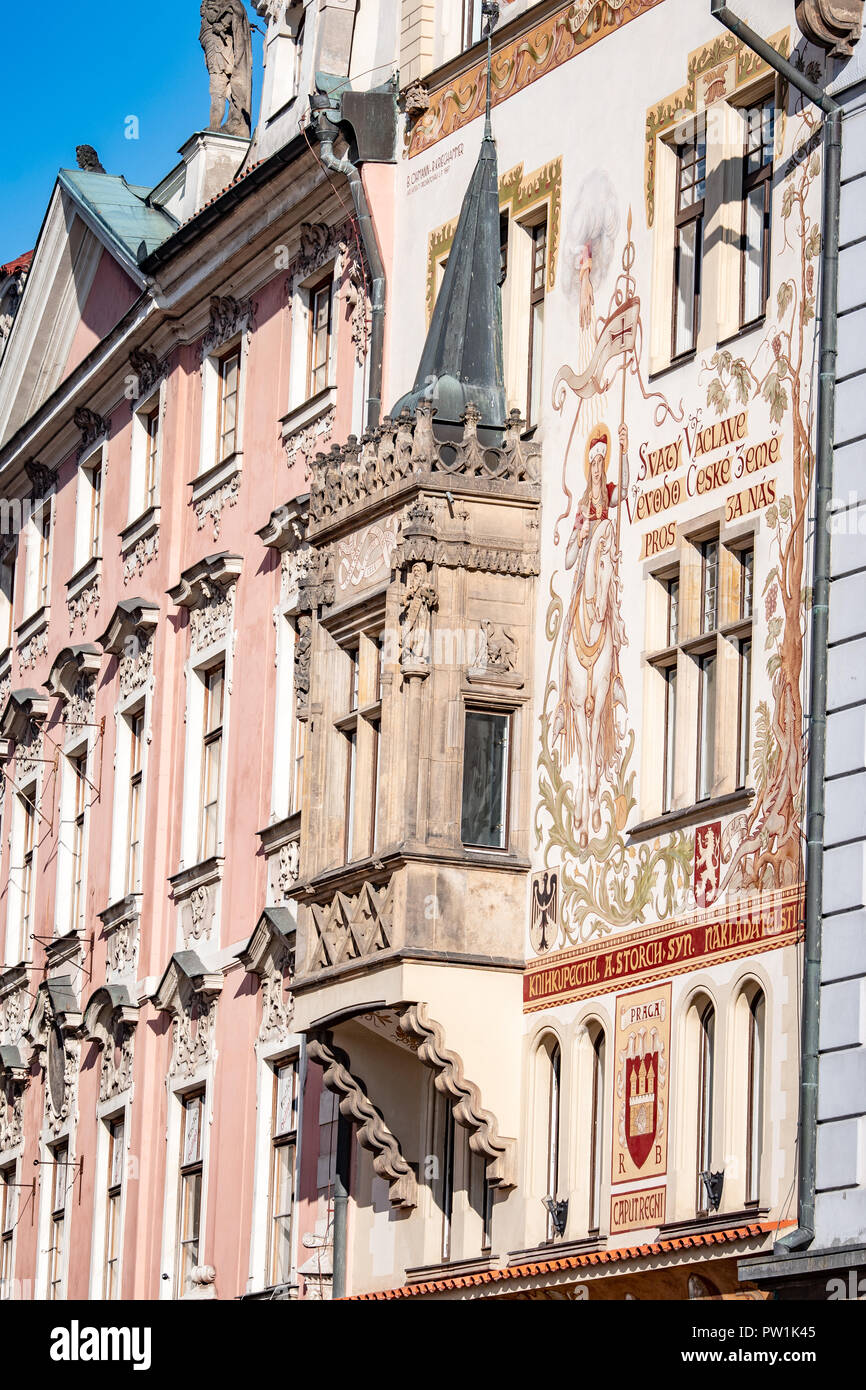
169,555,242,949
194,295,254,539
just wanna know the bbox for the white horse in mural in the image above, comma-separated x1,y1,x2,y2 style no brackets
558,517,626,847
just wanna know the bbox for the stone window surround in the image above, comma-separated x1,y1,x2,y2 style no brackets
87,1091,132,1299
52,718,95,942
195,328,250,535
647,71,782,377
2,694,49,970
19,491,54,629
286,256,340,418
169,554,242,946
71,437,107,578
127,379,166,527
258,496,309,829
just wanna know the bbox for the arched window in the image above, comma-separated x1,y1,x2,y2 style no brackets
696,1001,715,1213
545,1043,561,1221
745,989,765,1205
588,1028,605,1232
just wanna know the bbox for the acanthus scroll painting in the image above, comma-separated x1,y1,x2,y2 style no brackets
534,111,817,957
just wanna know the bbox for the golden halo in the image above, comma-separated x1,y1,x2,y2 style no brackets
584,423,612,481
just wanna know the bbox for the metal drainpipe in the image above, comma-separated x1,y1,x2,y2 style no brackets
312,107,387,431
710,2,842,1254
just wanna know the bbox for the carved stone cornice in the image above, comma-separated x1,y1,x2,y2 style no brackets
397,1002,517,1190
307,1031,417,1209
74,406,109,459
128,346,166,400
307,403,540,536
796,0,864,54
98,896,142,981
201,295,255,358
24,460,57,499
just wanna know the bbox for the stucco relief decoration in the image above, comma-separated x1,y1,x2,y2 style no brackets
107,918,140,979
277,840,300,897
44,1031,79,1137
201,294,255,359
15,723,44,780
123,534,159,585
259,950,293,1043
74,406,108,460
285,408,335,472
119,631,152,700
128,346,164,401
189,579,236,653
195,473,240,540
63,676,95,729
187,886,213,941
0,1076,25,1151
536,209,692,947
18,628,48,671
796,0,864,56
407,0,664,157
68,583,101,636
85,995,137,1103
294,613,312,716
339,233,371,364
172,994,216,1078
335,518,400,594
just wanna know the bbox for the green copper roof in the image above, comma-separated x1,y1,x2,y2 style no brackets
58,169,178,268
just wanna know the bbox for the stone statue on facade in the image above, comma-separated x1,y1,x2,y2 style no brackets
200,1,253,138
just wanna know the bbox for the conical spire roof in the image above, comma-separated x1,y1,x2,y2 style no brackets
391,127,506,429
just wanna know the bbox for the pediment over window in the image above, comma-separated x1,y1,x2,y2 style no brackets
0,1044,28,1083
44,644,101,702
152,952,223,1079
0,687,49,742
98,597,159,656
239,906,296,979
25,976,82,1052
82,985,138,1043
153,951,224,1014
168,553,243,610
257,497,308,553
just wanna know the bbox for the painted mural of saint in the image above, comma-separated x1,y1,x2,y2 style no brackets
552,421,629,846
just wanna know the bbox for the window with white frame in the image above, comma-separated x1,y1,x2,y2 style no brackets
125,710,144,895
130,393,162,520
0,1162,15,1299
672,120,706,360
23,498,51,616
47,1139,69,1300
198,663,225,863
267,1059,298,1287
646,532,755,819
0,539,16,652
306,275,333,399
526,215,548,427
695,1001,715,1214
56,741,91,937
7,785,37,966
740,95,775,328
744,988,765,1206
216,348,241,463
73,451,104,571
199,339,246,479
103,1113,125,1299
587,1026,605,1233
176,1090,205,1296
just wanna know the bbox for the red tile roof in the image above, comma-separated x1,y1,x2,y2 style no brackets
0,250,33,277
347,1221,787,1300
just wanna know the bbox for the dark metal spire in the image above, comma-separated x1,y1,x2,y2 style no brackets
391,1,506,430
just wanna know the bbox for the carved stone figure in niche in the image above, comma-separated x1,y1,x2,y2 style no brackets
400,563,438,665
479,620,517,672
200,1,253,138
552,422,629,847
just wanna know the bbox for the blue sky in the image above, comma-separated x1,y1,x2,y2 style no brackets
2,2,264,264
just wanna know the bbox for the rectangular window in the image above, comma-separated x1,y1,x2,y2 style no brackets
700,538,719,634
0,1163,15,1300
48,1141,69,1301
746,993,765,1205
144,404,160,510
126,711,144,895
343,728,357,861
307,277,332,398
441,1097,456,1262
198,664,224,862
462,0,482,49
103,1115,125,1299
291,717,305,817
268,1060,298,1287
666,575,679,647
37,503,51,610
19,793,36,952
672,124,706,358
336,634,382,864
69,751,88,932
461,710,510,849
739,546,754,620
87,460,103,560
741,98,775,327
177,1090,204,1296
217,349,241,462
0,542,16,651
737,638,752,789
527,216,548,427
588,1032,605,1233
696,651,717,801
662,665,677,813
696,1007,715,1213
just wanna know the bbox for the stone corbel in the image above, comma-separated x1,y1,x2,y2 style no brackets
99,598,160,701
44,644,101,726
0,688,49,744
25,977,82,1054
201,295,255,359
397,1002,517,1190
307,1031,417,1210
74,406,109,459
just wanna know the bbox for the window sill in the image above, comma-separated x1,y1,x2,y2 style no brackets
190,451,243,506
717,316,767,351
169,855,224,895
648,349,696,383
98,894,143,931
120,505,160,554
629,786,755,841
44,930,84,971
16,605,50,646
66,555,101,599
658,1206,768,1239
405,1255,495,1284
281,385,337,441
